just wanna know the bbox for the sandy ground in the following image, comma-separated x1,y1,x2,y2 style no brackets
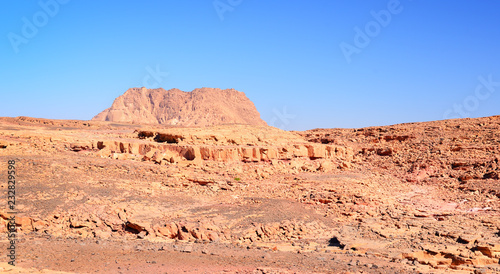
0,116,499,273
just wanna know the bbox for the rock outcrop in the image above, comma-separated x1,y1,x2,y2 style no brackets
92,87,267,127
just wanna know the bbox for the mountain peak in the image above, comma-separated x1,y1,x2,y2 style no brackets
92,87,267,127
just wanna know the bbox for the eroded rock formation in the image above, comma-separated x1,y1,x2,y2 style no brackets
92,87,267,127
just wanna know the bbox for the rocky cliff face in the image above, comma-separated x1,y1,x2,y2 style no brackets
92,87,267,127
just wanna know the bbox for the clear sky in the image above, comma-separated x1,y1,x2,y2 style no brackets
1,0,499,130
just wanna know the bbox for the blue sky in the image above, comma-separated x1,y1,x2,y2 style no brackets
1,0,499,130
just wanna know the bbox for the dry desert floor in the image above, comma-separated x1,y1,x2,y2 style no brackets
0,116,499,273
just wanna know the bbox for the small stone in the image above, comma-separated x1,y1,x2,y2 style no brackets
137,231,147,239
182,245,193,253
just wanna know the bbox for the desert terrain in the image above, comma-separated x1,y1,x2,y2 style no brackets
0,89,499,273
0,114,499,273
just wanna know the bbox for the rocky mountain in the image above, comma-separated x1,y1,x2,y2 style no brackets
92,87,267,127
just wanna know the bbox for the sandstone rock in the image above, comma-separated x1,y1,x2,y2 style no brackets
241,147,254,161
69,215,91,228
69,143,91,152
376,148,393,156
483,172,498,179
475,244,500,258
92,87,267,127
29,220,49,231
293,145,308,158
127,143,141,155
151,150,177,164
102,214,123,231
260,148,278,161
305,144,325,159
156,222,179,239
207,231,220,242
183,146,202,162
125,220,149,234
317,160,335,172
458,233,481,244
177,224,194,241
16,216,33,231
